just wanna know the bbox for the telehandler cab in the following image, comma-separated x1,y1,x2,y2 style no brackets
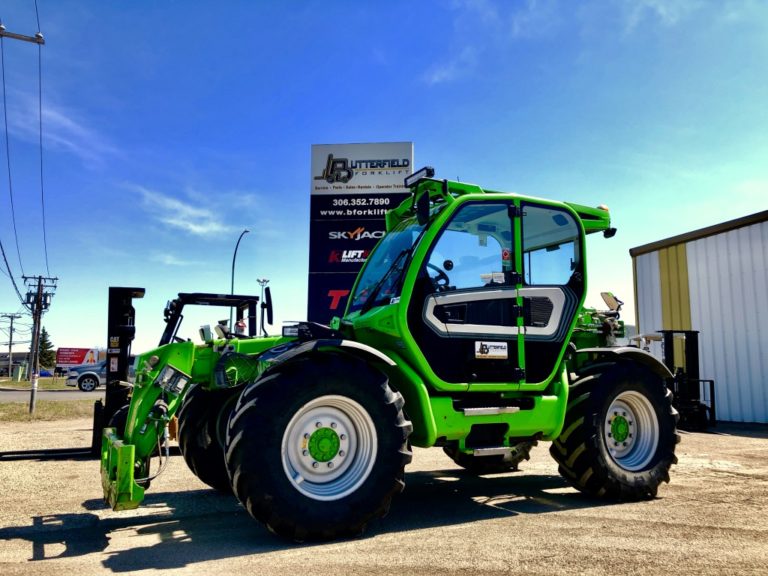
101,167,679,541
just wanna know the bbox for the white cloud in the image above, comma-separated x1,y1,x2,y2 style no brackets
621,0,704,32
423,0,560,85
150,252,200,267
135,185,235,237
423,46,480,86
7,92,119,168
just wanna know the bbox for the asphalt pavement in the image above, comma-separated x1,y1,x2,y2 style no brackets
0,387,103,402
0,418,766,575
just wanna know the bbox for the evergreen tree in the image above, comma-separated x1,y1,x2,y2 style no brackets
39,327,56,369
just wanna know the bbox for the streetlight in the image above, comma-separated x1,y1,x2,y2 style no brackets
229,229,250,330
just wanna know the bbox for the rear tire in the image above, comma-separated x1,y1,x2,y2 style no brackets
550,361,679,500
444,441,537,474
225,354,412,541
177,384,241,493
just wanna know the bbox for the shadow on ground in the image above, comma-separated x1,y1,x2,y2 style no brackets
0,467,611,571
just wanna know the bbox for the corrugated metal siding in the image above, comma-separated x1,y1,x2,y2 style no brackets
658,244,692,331
687,221,768,423
634,252,664,359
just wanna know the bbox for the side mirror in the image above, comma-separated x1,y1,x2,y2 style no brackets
261,287,273,336
601,292,623,312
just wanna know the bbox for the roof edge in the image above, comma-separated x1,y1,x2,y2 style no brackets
630,210,768,257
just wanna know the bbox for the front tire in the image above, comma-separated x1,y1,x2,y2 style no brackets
177,384,241,493
550,361,679,500
225,354,412,541
78,375,99,391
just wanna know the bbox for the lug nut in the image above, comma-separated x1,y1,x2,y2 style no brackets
315,421,322,428
327,462,334,468
303,433,310,439
302,450,308,457
331,422,337,429
339,450,345,457
340,434,347,441
312,462,319,469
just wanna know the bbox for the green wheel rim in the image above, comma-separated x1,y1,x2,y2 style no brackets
603,390,660,471
282,394,377,501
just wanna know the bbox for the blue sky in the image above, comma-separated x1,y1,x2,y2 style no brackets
1,0,766,354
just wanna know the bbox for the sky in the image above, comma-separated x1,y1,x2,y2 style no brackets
0,0,767,355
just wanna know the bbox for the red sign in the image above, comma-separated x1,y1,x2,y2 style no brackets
56,348,99,367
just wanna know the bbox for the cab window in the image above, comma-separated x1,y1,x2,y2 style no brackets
522,205,580,285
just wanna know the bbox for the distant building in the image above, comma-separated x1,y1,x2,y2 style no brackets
630,210,768,424
0,351,29,378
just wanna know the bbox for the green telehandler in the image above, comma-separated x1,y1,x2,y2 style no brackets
101,167,679,541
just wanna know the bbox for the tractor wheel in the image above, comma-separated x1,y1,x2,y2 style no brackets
550,361,679,500
177,384,241,493
443,441,537,474
78,375,99,391
225,354,413,541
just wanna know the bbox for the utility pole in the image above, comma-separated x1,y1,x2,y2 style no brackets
0,23,45,45
1,313,22,378
23,276,57,414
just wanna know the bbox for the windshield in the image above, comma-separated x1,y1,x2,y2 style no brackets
348,218,425,313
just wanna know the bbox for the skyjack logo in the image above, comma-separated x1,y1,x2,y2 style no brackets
328,249,370,264
328,227,385,241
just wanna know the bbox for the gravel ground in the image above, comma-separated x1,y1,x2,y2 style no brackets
1,419,766,575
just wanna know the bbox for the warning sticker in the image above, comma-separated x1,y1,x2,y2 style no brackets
475,341,508,360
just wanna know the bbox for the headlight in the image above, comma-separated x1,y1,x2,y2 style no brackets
154,364,190,395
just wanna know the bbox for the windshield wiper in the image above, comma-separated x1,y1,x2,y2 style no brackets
359,248,411,315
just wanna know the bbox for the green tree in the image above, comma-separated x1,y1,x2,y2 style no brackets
39,327,56,369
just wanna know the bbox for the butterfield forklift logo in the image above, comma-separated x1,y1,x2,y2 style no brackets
316,154,354,184
315,153,411,184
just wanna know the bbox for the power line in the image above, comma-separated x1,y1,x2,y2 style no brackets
0,35,25,276
37,32,50,276
0,235,26,308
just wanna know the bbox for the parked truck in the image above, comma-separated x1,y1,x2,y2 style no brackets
101,167,679,541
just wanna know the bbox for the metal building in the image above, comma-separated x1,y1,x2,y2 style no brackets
630,210,768,424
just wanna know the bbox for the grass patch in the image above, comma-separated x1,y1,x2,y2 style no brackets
0,377,71,390
0,400,95,422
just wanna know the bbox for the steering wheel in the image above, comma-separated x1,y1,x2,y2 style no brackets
427,263,450,292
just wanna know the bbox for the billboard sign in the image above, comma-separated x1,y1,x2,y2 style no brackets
56,347,104,369
308,142,413,323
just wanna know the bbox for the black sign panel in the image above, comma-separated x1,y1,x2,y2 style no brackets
307,272,359,325
308,219,387,274
308,143,412,324
310,193,409,221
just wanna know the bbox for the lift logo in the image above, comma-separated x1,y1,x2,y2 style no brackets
328,249,370,264
328,227,385,241
475,341,508,360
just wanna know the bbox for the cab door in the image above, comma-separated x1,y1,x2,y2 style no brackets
406,200,584,388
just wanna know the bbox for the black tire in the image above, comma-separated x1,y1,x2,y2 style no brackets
177,384,241,493
550,361,680,500
225,353,413,541
78,375,100,391
444,441,537,474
